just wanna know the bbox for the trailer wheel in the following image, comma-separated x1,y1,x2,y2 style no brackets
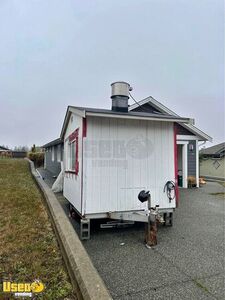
69,204,73,211
69,204,76,219
169,212,173,226
163,212,173,226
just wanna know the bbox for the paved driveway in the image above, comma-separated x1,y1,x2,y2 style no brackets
80,183,224,299
39,168,225,299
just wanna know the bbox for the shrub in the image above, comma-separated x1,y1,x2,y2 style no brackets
28,152,44,167
187,176,197,188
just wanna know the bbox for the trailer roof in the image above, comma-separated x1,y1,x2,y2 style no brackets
72,105,192,120
60,105,193,139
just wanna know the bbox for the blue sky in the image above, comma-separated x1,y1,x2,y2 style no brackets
0,0,224,148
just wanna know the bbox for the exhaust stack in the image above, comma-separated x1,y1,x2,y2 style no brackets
111,81,132,112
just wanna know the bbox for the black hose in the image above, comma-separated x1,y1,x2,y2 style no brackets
163,181,176,203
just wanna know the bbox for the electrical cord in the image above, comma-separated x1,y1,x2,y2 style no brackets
129,92,164,114
163,181,176,203
129,92,153,113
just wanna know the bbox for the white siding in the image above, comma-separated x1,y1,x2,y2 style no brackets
63,113,83,213
83,117,175,214
51,146,54,161
57,144,61,162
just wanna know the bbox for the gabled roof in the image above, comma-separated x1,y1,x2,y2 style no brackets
42,138,62,148
60,105,193,139
200,142,225,155
129,96,212,142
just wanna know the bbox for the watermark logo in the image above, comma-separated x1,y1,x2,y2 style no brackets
84,136,153,169
3,280,44,297
126,136,153,159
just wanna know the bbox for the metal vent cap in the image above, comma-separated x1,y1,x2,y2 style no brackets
111,81,132,98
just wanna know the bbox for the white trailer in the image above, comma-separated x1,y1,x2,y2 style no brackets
60,82,192,239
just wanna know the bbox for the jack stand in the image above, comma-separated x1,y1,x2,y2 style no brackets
145,194,158,248
80,218,90,240
145,218,157,247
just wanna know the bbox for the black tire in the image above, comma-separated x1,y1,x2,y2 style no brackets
163,213,167,226
69,203,74,213
163,212,173,227
169,212,173,226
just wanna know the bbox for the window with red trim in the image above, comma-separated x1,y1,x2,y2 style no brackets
69,141,76,171
67,128,79,175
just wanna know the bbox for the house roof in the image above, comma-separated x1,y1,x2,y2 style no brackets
60,105,193,138
200,142,225,155
42,138,63,148
129,96,212,142
0,145,11,151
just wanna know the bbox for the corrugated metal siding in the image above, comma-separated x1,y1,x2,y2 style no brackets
83,117,175,214
188,140,196,176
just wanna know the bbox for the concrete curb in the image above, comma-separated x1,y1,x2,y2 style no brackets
202,175,225,183
26,159,112,300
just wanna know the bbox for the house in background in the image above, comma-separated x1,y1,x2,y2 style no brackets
0,146,27,158
0,145,11,152
129,96,212,188
0,146,12,157
200,142,225,181
42,138,63,176
12,151,27,158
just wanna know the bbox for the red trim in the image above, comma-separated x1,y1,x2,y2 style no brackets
82,118,87,137
174,123,179,207
68,128,79,175
65,170,76,174
80,118,87,216
69,128,79,142
75,133,79,175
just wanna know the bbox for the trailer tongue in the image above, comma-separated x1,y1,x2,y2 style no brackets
98,189,170,248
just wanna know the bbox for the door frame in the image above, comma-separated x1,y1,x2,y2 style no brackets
177,141,188,188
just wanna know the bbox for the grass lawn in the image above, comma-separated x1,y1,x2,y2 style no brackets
0,159,75,299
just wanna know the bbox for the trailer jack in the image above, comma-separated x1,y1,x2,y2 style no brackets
145,212,157,248
138,190,164,248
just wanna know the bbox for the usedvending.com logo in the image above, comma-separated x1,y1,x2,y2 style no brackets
2,280,44,298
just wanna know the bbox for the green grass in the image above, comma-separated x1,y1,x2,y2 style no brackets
0,159,75,299
192,279,210,294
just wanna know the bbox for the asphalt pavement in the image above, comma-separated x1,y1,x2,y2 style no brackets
38,168,225,300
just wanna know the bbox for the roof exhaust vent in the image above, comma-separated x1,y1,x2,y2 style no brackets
111,81,132,112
